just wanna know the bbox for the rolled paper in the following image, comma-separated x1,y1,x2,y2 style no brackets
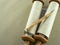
25,10,53,31
25,1,43,34
21,1,43,43
35,7,47,33
37,1,59,38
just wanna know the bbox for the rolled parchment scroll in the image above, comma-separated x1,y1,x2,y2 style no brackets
37,1,59,38
21,0,44,45
34,1,60,45
25,1,43,34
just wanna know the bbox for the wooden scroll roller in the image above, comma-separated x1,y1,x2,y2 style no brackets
34,35,48,45
21,0,44,45
34,0,60,45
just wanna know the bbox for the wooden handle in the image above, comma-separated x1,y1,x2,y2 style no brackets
21,35,35,42
32,0,44,5
35,41,41,45
24,41,30,45
34,35,48,43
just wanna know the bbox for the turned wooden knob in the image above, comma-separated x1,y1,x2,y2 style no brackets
21,35,35,42
32,0,44,5
33,35,48,43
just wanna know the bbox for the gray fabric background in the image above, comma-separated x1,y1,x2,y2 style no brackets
0,0,60,45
